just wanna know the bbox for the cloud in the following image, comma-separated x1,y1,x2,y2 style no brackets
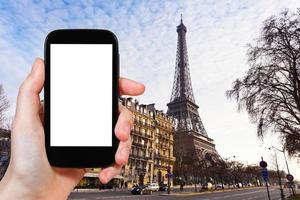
0,0,300,178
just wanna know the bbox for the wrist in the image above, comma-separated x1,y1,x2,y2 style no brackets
0,169,68,200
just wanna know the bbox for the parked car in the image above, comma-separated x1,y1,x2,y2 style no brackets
159,184,167,191
235,183,242,188
201,182,213,190
146,183,159,192
215,184,223,189
131,185,153,195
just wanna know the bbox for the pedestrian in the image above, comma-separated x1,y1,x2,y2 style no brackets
180,182,184,190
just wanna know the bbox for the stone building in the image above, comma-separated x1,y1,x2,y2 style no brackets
78,98,175,188
0,128,10,180
120,98,175,187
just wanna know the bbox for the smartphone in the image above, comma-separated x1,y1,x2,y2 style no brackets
44,29,119,167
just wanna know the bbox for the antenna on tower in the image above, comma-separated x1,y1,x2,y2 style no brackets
180,14,183,24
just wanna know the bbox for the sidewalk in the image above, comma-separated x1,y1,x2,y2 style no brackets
72,188,130,193
161,186,265,196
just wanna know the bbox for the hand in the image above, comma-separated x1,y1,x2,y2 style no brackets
0,58,145,200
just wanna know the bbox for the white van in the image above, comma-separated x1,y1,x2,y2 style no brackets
146,183,159,192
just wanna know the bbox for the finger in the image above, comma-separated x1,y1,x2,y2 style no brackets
115,135,132,166
14,58,45,126
99,164,122,184
119,77,145,96
114,104,133,141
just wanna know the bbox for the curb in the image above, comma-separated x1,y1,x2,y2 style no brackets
160,187,265,197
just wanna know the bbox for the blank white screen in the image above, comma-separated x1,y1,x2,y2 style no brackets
50,44,112,146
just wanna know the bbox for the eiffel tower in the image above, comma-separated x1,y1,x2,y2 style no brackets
167,16,218,180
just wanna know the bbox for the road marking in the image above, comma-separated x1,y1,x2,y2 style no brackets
212,188,274,199
211,197,222,199
96,196,135,199
95,195,164,199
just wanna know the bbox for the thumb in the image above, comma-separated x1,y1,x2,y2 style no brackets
14,58,45,127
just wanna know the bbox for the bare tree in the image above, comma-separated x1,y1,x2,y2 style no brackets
0,84,9,128
226,9,300,156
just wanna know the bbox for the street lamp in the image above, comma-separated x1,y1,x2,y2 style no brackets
269,146,295,195
268,146,290,174
223,156,236,189
268,146,285,200
224,155,236,161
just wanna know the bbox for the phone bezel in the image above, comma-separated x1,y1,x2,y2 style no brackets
44,29,119,167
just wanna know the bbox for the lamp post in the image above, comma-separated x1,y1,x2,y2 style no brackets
220,155,235,190
268,147,285,200
223,155,236,189
269,146,295,195
224,155,236,161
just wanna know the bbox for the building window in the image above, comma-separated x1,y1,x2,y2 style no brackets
140,150,144,157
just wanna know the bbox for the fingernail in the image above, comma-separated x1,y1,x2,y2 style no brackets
137,83,145,90
31,59,40,76
101,176,107,184
100,172,108,183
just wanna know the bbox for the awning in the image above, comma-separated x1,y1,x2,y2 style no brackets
83,173,124,179
113,175,124,179
83,172,99,178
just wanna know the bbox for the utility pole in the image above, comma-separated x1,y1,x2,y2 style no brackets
272,148,285,200
270,146,295,196
223,155,235,189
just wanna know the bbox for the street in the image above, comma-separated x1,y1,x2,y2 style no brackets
68,187,292,200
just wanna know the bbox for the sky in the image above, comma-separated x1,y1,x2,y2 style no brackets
0,0,300,180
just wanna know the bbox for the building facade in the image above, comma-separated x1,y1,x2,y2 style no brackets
0,128,10,180
120,98,175,187
79,98,175,188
